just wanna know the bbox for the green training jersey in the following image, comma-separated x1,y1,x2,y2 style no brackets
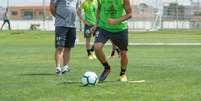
98,0,128,32
80,0,97,25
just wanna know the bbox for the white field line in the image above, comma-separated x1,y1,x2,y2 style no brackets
76,42,201,46
128,80,146,83
128,43,201,46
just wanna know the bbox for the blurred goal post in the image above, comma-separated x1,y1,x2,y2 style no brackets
128,0,162,32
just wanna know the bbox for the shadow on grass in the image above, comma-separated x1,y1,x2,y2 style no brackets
18,73,55,76
57,80,144,86
57,81,99,87
57,80,119,85
10,31,25,35
99,80,146,84
57,81,81,85
54,80,146,88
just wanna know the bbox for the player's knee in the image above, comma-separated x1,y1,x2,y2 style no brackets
94,45,100,51
120,51,127,57
64,48,71,52
94,43,103,51
56,48,63,53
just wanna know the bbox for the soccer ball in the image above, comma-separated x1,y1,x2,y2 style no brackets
81,71,98,86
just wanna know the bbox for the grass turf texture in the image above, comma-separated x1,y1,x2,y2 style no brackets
0,30,201,101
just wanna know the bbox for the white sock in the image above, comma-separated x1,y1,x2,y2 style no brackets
56,67,61,71
56,64,61,67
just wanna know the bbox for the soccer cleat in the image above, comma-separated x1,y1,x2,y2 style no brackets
119,75,128,82
62,65,70,74
99,68,111,81
88,55,94,60
56,68,62,76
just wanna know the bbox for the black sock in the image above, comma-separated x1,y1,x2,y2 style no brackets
111,50,115,56
87,49,91,56
90,45,94,52
120,68,126,76
102,62,110,70
115,48,120,55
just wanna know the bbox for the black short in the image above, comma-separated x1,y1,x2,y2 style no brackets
95,28,128,51
84,25,94,38
3,19,10,23
55,27,76,48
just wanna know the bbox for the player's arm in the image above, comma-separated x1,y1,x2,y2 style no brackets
77,7,89,25
95,0,101,26
108,0,132,25
90,0,101,32
49,2,56,17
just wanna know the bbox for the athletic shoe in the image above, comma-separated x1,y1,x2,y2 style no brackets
88,55,94,60
119,75,128,82
56,67,62,76
62,65,70,74
99,68,111,81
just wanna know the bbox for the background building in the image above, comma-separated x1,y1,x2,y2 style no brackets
163,3,191,21
191,2,201,28
0,6,5,20
8,5,52,20
0,0,201,30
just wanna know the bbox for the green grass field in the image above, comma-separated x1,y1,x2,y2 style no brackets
0,30,201,101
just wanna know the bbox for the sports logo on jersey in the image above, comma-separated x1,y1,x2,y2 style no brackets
95,30,100,38
65,0,77,8
103,0,117,18
109,1,117,17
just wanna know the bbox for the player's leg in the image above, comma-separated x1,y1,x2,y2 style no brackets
90,44,95,52
109,43,117,58
0,21,6,30
119,50,128,82
111,29,128,82
84,25,93,59
111,44,116,56
55,48,63,75
7,20,11,30
95,28,111,81
62,27,76,74
90,31,96,59
95,42,112,81
55,27,67,75
62,48,71,74
95,43,106,64
86,37,94,59
115,46,120,56
90,44,96,59
109,43,120,59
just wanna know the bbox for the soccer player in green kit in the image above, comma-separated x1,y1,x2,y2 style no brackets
91,0,132,82
77,0,97,60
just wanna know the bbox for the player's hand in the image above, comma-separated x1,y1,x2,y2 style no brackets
90,25,97,33
107,18,119,25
